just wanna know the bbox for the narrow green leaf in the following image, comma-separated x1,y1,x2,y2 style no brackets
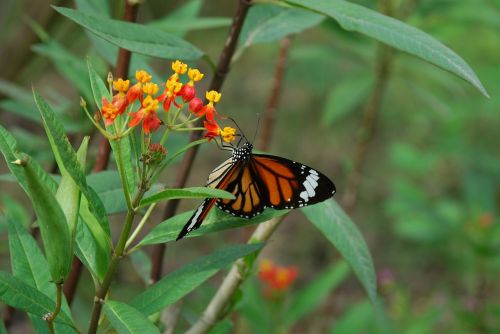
285,0,488,96
284,261,350,326
86,170,121,193
56,137,88,242
301,199,377,303
104,300,160,334
6,216,74,330
322,73,373,126
1,195,30,229
110,136,136,201
328,300,373,334
75,218,110,283
22,157,72,283
0,271,74,326
138,208,289,247
239,5,324,49
140,187,235,207
54,6,204,60
130,243,263,315
33,88,110,241
87,59,110,110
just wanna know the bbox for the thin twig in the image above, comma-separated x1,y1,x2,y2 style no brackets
186,217,285,334
63,0,140,306
340,0,395,214
259,36,292,151
149,0,253,283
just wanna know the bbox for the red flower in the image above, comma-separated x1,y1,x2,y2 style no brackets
203,121,220,141
189,97,204,113
195,104,221,122
179,84,196,102
128,96,161,134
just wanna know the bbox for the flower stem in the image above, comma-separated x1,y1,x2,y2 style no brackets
87,187,146,334
45,283,63,334
126,202,157,250
113,138,132,210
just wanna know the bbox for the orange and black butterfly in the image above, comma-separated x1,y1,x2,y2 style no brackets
176,135,336,240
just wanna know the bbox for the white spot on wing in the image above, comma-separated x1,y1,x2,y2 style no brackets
187,203,204,231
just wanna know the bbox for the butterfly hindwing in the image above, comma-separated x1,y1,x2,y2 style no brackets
251,154,336,209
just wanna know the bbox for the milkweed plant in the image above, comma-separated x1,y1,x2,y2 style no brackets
0,0,488,333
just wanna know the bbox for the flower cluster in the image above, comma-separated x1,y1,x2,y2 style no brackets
259,259,298,294
95,60,236,142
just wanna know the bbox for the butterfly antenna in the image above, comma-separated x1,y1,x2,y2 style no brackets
227,117,247,142
252,113,261,144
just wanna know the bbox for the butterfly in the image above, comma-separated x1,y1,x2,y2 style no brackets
176,136,336,240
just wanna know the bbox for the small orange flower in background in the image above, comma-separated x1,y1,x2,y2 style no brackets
129,95,161,134
477,213,494,229
259,259,298,295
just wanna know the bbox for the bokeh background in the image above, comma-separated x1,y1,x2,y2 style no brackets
1,0,499,333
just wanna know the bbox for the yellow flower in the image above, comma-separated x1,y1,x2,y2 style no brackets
135,70,152,83
220,127,236,143
206,90,222,105
142,95,159,114
142,82,159,96
188,68,204,83
113,78,130,94
171,60,187,75
166,78,183,94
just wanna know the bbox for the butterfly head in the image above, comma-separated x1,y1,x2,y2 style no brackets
232,142,253,163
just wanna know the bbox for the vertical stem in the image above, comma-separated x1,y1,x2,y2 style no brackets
87,188,146,334
340,0,395,214
186,217,285,334
149,0,253,283
45,283,63,334
259,36,292,151
63,0,140,305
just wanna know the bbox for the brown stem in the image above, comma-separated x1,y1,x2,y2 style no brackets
259,36,292,151
150,0,252,283
340,45,393,214
186,217,285,334
340,0,395,214
62,1,139,305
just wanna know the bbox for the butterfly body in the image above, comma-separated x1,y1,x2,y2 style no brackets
176,141,336,240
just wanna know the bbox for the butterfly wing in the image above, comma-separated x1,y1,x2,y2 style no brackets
176,158,241,240
250,154,335,209
215,160,266,218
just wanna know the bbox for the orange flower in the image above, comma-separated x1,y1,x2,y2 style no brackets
179,68,204,102
258,260,298,292
203,121,221,141
101,97,119,125
128,95,161,134
127,70,152,104
158,77,183,112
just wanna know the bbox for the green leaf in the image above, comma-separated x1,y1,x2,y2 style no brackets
104,300,160,334
87,59,110,110
54,6,204,60
301,199,377,303
285,0,488,97
140,187,235,207
1,195,30,229
322,73,373,125
56,137,88,242
284,261,350,326
33,88,110,242
239,5,324,49
138,208,289,247
21,157,72,283
75,218,110,283
0,271,74,326
86,170,121,193
110,136,136,201
328,300,374,334
32,39,93,102
6,216,74,331
130,243,263,315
